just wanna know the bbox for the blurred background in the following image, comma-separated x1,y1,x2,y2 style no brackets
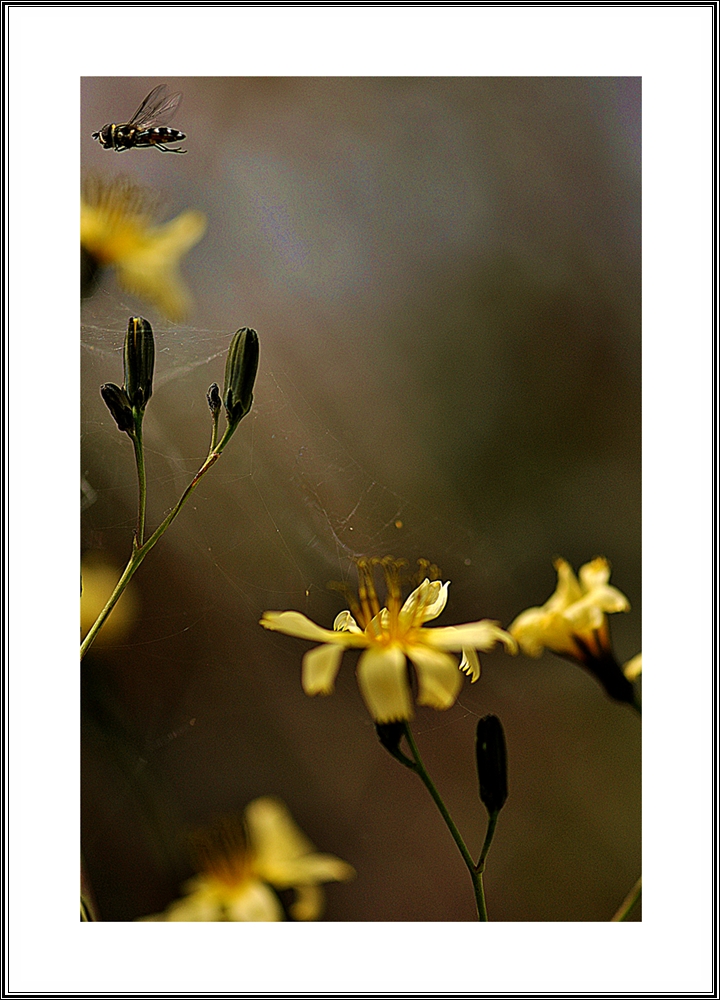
81,76,641,922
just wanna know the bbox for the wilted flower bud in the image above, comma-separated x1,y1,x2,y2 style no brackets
123,316,155,410
207,382,222,416
100,382,134,433
475,714,508,816
223,327,259,428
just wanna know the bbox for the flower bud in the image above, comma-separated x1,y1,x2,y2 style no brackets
100,382,134,433
475,714,508,816
123,316,155,410
223,327,259,428
375,722,415,768
207,382,222,415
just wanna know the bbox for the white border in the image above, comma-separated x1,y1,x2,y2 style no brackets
7,5,713,994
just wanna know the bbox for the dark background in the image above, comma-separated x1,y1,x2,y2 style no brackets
81,77,641,922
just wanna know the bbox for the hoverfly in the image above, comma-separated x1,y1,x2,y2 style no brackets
92,84,187,153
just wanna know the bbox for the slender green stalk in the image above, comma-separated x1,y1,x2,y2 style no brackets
131,418,147,546
81,449,220,660
403,723,488,920
611,875,641,921
476,811,499,873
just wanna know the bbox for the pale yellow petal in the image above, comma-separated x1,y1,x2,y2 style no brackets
245,797,315,868
302,643,345,695
333,610,362,633
508,607,548,657
290,884,324,921
623,653,642,680
264,852,356,890
226,880,283,922
356,646,412,723
459,646,481,682
423,620,517,654
399,579,449,627
546,558,583,612
260,610,359,645
578,557,611,591
159,883,221,921
408,645,463,710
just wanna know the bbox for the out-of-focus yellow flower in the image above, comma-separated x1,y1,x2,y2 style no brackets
81,174,206,321
509,557,640,709
260,558,517,724
623,653,642,681
141,797,354,922
509,557,629,663
81,553,137,646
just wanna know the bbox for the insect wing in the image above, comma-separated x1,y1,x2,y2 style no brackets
129,84,183,129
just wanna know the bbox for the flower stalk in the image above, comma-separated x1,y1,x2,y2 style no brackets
377,721,507,921
83,325,258,659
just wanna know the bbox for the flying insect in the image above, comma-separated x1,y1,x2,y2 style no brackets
92,84,187,153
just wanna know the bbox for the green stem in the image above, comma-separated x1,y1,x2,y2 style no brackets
403,723,488,921
131,417,147,546
611,875,641,921
476,810,499,873
80,448,221,660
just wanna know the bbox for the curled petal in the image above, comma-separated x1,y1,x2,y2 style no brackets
333,610,362,633
424,620,518,654
459,646,481,682
260,610,360,645
246,797,315,868
547,558,583,612
399,579,449,628
356,646,412,723
578,557,612,591
302,643,346,696
408,645,463,710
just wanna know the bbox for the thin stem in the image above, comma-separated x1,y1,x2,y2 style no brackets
403,723,488,920
476,811,499,873
80,448,221,660
611,875,641,921
209,408,220,453
131,417,147,546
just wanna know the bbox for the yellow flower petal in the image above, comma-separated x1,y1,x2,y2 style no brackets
578,557,611,591
333,610,362,633
356,646,412,722
459,646,482,681
226,880,283,922
245,797,315,867
424,620,517,654
260,610,359,645
266,852,356,890
290,884,324,921
623,653,642,680
302,643,346,695
407,645,463,710
399,579,450,627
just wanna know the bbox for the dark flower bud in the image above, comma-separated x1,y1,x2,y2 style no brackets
207,382,222,415
100,382,134,433
223,327,259,428
475,714,508,816
123,316,155,410
375,722,415,769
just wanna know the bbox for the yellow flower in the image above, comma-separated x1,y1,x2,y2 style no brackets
81,174,206,321
141,797,354,922
508,556,630,663
260,558,517,724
